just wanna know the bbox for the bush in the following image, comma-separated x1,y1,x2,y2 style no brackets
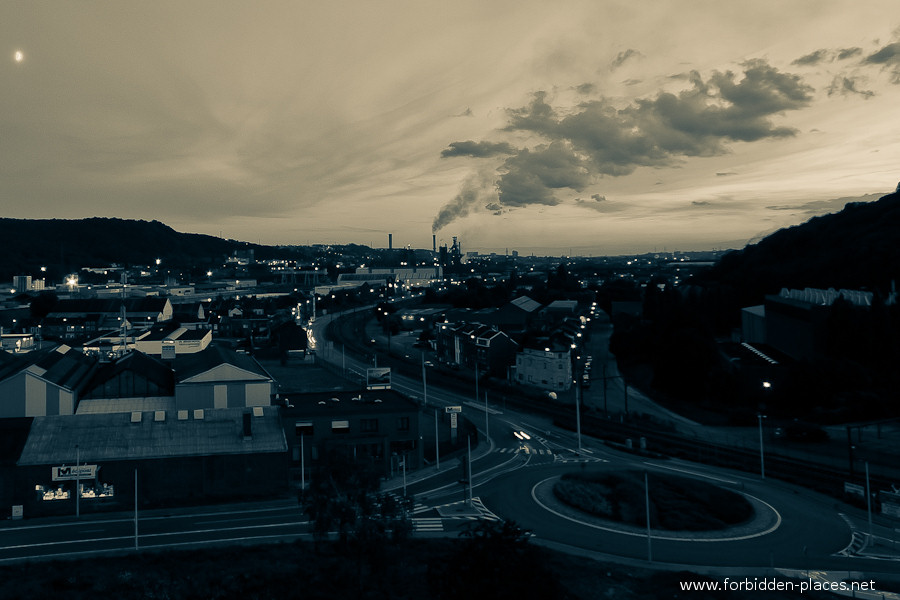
553,470,754,531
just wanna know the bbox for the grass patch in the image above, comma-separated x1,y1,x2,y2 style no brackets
553,469,754,531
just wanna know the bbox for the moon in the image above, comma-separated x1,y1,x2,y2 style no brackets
14,50,24,63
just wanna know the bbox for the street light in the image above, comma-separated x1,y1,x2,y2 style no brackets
757,413,767,480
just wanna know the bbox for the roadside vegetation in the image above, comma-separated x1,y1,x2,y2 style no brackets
0,530,851,600
553,469,754,531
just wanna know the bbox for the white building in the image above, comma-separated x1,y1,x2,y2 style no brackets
514,346,572,392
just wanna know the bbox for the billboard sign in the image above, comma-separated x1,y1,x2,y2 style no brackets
366,367,392,390
52,465,98,481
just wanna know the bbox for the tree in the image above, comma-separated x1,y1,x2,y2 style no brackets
428,520,562,600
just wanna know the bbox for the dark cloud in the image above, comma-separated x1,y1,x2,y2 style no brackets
692,200,711,206
865,41,900,65
792,50,831,66
837,47,863,60
611,49,642,70
435,60,813,229
864,41,900,82
496,142,590,207
827,76,874,98
716,171,737,176
509,60,811,173
441,140,515,158
575,194,624,213
576,83,595,95
765,193,883,215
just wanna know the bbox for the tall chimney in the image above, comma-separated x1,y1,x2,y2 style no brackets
433,234,436,253
389,233,393,250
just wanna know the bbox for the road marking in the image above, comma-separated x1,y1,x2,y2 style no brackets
0,505,297,533
642,462,738,485
0,521,309,552
530,476,782,542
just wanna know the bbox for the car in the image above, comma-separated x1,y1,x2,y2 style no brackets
424,360,434,367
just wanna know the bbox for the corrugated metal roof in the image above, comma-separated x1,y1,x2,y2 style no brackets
18,406,286,464
174,345,271,382
0,345,97,392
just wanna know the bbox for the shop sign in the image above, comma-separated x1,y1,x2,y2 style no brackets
52,464,98,481
843,482,865,497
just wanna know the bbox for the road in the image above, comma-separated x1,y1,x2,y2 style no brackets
2,308,898,588
312,309,900,580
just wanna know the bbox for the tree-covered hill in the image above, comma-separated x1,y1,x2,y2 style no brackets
695,188,900,312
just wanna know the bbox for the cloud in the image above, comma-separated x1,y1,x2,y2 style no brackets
611,49,642,70
441,140,516,158
765,192,884,215
496,141,590,207
792,50,831,66
509,60,812,172
576,83,595,95
827,76,875,98
435,60,813,229
864,41,900,82
864,41,900,65
837,47,863,60
575,194,625,213
716,171,737,176
692,200,711,206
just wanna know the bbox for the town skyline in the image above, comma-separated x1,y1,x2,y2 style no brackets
3,1,899,255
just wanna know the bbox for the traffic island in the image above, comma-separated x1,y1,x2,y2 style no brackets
533,468,781,542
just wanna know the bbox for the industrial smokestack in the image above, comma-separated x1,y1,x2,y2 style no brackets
389,233,393,250
433,234,436,253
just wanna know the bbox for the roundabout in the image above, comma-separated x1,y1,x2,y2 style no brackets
531,472,782,542
479,458,859,569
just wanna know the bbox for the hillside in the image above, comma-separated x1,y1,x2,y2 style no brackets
694,189,900,310
0,218,334,282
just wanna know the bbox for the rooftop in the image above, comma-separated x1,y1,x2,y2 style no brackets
17,406,286,464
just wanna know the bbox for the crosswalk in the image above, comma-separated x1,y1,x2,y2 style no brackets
413,517,444,532
496,446,553,455
494,446,607,463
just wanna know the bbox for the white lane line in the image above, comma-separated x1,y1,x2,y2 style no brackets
0,505,297,533
0,521,309,551
530,476,782,542
642,462,738,485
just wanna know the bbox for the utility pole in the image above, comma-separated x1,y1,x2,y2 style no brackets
435,409,440,470
645,471,652,562
575,380,582,452
75,444,80,519
484,391,489,442
467,437,473,506
134,469,139,550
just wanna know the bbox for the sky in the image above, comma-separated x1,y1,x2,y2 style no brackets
2,1,899,256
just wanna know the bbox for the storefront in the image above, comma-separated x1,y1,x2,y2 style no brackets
10,407,289,518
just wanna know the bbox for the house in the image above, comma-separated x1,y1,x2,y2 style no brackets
282,390,422,484
0,344,97,418
756,287,895,361
513,338,573,392
173,345,275,411
494,295,541,331
77,351,176,414
434,322,518,376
